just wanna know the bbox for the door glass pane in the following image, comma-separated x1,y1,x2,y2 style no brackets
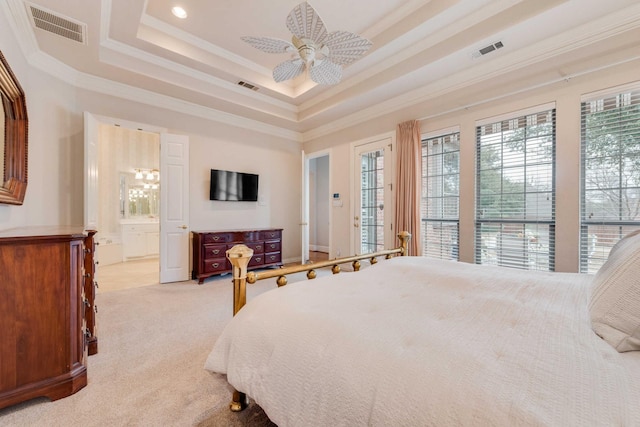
360,149,384,254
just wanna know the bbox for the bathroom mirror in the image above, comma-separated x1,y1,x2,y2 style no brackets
0,50,28,205
120,172,160,219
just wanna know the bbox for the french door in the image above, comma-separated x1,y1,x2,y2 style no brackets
353,138,394,255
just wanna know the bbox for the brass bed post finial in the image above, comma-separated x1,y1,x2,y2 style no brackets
227,245,254,316
397,231,411,256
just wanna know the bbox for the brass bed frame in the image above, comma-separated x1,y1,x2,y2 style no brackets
224,231,411,411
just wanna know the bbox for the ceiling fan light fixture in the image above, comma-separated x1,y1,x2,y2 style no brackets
242,2,372,85
292,36,318,63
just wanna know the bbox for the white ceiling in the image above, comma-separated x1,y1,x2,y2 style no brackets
3,0,640,141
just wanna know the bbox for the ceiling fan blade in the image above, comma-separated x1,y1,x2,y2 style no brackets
273,59,305,82
309,60,342,85
286,2,327,44
324,31,373,65
241,36,295,54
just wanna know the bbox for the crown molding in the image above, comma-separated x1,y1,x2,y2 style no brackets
297,0,520,116
75,69,303,141
1,0,39,58
101,1,298,113
5,0,640,146
22,47,303,141
99,37,299,122
28,48,302,143
301,3,640,141
139,13,273,79
2,0,302,141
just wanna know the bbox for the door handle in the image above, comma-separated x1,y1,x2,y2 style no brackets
178,225,187,229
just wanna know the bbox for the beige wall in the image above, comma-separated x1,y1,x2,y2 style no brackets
75,90,302,263
0,15,82,228
304,59,640,273
0,11,302,263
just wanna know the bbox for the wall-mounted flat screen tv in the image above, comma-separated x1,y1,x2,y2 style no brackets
210,169,259,201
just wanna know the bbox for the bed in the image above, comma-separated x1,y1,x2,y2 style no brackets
205,231,640,426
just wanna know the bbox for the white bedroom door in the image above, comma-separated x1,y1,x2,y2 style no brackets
160,133,190,283
353,138,394,255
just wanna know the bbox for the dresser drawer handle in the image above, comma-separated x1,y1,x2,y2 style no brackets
268,233,275,237
269,244,276,249
256,245,262,251
211,263,219,268
255,257,262,262
212,249,220,255
212,236,220,241
269,255,276,261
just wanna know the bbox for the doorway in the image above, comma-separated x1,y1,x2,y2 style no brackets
302,151,331,264
96,123,161,291
353,137,394,255
85,113,191,287
309,155,330,262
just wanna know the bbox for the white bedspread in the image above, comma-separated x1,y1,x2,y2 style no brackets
205,257,640,426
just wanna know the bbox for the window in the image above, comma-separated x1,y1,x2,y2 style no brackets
580,89,640,273
421,132,460,260
475,108,556,270
360,148,385,253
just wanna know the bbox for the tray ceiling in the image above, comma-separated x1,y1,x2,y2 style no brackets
3,0,640,141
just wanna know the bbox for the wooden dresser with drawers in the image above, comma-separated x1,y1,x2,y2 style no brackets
192,228,283,284
0,227,97,409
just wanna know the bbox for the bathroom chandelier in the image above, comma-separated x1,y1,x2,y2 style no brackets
134,169,159,181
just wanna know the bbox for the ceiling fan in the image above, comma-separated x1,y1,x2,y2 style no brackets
242,2,372,85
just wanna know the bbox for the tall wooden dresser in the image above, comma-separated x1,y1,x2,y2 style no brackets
192,228,283,284
0,227,97,409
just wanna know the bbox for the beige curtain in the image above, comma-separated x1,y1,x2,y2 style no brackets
395,120,421,256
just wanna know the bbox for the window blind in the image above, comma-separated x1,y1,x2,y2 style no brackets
421,132,460,260
360,149,385,254
580,89,640,273
475,108,556,271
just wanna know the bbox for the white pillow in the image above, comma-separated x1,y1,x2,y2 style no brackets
589,229,640,352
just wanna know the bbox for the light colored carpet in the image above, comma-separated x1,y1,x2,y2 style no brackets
98,258,160,293
0,267,333,426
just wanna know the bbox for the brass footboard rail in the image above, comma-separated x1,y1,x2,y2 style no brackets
224,231,411,412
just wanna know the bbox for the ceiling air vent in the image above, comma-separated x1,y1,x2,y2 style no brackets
238,81,259,91
27,3,87,44
472,41,504,58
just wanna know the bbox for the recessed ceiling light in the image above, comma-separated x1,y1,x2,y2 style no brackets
171,6,187,19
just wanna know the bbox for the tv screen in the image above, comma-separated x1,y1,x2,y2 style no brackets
209,169,259,201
